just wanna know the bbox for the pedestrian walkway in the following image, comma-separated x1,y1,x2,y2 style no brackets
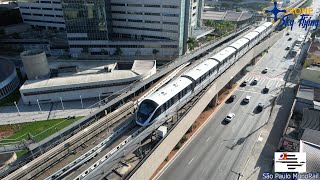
0,98,101,125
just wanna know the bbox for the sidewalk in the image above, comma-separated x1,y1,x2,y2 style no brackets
241,82,297,180
0,98,101,125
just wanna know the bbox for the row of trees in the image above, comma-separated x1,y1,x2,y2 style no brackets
108,47,160,59
205,20,237,36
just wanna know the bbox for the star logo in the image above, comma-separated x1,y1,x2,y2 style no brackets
263,0,287,24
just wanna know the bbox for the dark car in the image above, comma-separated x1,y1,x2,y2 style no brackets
240,80,248,87
285,46,290,50
288,37,292,41
227,95,236,103
251,79,258,85
286,32,290,36
262,68,268,74
262,86,269,94
257,103,264,112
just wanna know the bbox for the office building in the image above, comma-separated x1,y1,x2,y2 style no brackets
17,0,205,58
17,0,65,30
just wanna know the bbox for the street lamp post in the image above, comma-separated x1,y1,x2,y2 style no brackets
60,97,64,111
37,99,42,114
14,101,20,116
80,95,84,109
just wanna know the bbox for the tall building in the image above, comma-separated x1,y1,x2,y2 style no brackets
17,0,65,30
17,0,204,58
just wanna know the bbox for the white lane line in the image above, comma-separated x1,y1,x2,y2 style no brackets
206,136,211,142
276,81,281,88
244,76,251,81
188,157,194,165
260,78,266,85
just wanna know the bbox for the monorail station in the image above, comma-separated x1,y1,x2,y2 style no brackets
20,60,156,104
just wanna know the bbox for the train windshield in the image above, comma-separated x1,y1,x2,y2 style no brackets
137,100,158,124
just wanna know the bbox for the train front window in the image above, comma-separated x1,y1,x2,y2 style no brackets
137,100,158,123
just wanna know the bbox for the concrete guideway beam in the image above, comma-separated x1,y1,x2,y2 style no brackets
129,29,285,180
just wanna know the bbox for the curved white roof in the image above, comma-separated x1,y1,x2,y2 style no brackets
183,60,218,81
209,47,236,63
229,38,249,50
243,31,259,41
145,77,192,106
253,26,267,34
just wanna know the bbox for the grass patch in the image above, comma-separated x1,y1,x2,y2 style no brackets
16,149,29,157
0,117,83,144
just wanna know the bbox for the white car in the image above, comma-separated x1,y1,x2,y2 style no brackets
243,96,251,103
225,113,235,122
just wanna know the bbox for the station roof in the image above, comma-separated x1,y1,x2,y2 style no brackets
21,70,138,90
0,59,15,82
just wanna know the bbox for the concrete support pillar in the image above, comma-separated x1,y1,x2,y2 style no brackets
208,94,219,108
227,81,232,89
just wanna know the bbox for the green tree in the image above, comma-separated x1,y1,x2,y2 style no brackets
152,49,159,59
187,37,198,51
113,47,122,57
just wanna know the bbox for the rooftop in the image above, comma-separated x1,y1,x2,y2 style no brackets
301,128,320,146
300,108,320,131
20,60,155,91
296,85,320,102
0,59,15,82
300,140,320,172
202,10,252,22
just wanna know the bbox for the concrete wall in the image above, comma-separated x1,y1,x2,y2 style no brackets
130,29,285,180
20,50,50,80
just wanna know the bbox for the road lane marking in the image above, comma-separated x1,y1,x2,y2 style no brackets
188,157,194,165
206,136,211,142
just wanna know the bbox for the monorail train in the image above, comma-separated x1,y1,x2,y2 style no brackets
136,22,273,126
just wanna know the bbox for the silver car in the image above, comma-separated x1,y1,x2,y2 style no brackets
225,113,235,122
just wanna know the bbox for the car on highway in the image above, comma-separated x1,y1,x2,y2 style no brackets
251,79,258,85
227,95,236,103
240,80,248,87
262,68,268,74
243,95,251,104
285,46,290,50
257,103,264,112
225,113,235,122
286,32,290,36
262,86,269,94
288,37,292,41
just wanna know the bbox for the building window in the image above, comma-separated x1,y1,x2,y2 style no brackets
144,12,160,16
52,1,60,4
30,7,41,10
112,11,126,14
162,13,179,17
112,18,126,22
41,1,51,3
56,15,63,17
44,14,54,17
127,4,142,7
145,20,160,24
111,3,125,6
144,4,160,8
22,13,32,15
161,45,178,48
33,14,43,16
162,5,179,8
54,8,62,11
163,21,179,25
128,19,143,22
20,7,29,9
128,12,143,15
42,8,53,10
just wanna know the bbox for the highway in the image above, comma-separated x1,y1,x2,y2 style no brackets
156,17,308,180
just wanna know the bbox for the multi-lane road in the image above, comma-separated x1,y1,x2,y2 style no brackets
156,16,309,180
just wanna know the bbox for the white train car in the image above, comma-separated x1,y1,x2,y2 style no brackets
228,38,250,60
261,22,273,35
136,22,275,127
243,31,260,49
136,77,193,126
253,26,268,42
209,47,236,72
182,60,219,95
